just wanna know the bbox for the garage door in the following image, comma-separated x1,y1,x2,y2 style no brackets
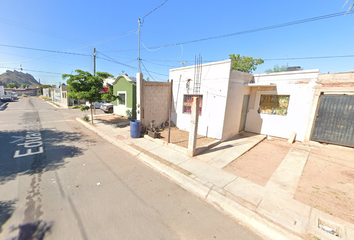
311,94,354,147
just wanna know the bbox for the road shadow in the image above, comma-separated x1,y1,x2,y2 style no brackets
0,129,85,185
0,200,16,233
8,220,52,240
0,103,9,111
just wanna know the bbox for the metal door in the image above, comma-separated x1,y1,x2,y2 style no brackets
239,95,250,132
311,94,354,147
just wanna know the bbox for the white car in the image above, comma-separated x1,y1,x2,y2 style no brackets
85,101,105,109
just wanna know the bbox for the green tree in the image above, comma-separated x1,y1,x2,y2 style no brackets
265,64,288,73
62,69,116,124
20,84,30,88
7,83,19,88
229,54,264,73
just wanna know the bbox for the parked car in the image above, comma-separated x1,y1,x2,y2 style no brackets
85,101,105,109
1,95,12,102
100,103,113,113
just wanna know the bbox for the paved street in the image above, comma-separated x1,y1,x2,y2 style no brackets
0,97,263,240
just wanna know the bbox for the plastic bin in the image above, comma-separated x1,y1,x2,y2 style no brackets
130,120,141,138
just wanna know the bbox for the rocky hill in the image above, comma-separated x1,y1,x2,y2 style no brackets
0,70,40,88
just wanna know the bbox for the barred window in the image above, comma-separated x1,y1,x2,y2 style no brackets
259,95,290,115
183,94,203,115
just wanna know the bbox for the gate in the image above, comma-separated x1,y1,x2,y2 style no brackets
311,94,354,147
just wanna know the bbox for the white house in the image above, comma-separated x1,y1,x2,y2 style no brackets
170,59,253,140
245,69,320,141
170,59,320,142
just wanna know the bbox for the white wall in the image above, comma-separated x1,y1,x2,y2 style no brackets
0,86,4,97
245,70,319,141
114,91,128,116
43,88,49,97
170,60,233,139
222,71,253,140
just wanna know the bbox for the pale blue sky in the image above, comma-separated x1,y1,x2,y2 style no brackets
0,0,353,85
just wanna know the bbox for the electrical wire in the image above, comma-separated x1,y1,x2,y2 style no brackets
142,0,169,25
0,44,91,56
140,60,156,81
122,10,354,52
0,17,88,45
97,52,168,77
0,66,63,75
142,59,179,68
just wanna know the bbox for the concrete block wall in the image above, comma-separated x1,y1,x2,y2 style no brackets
143,81,171,128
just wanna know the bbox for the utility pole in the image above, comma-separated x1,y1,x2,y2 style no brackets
138,19,141,73
93,48,96,116
93,48,96,76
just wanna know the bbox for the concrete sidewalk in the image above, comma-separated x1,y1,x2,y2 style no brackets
77,116,354,240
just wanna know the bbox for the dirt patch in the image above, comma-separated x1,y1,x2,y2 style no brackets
159,127,217,149
94,114,130,124
223,137,293,186
294,144,354,224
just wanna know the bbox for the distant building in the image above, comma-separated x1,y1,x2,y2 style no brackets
4,88,38,96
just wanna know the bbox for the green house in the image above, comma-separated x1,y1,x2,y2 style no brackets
112,75,136,119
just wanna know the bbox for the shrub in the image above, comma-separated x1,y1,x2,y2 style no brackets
82,115,90,122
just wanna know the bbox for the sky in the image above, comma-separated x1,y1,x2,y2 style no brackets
0,0,354,86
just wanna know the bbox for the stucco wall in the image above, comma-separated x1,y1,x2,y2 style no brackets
222,71,253,140
170,60,233,139
143,81,171,128
245,70,319,141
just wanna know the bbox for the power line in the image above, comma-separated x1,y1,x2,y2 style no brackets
0,17,88,45
140,60,156,81
97,52,168,76
0,44,91,56
0,66,63,75
142,0,169,24
120,10,354,52
142,59,179,68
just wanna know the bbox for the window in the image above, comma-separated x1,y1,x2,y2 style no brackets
259,95,290,115
118,92,126,106
183,94,203,115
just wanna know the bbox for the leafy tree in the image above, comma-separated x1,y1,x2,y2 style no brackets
265,64,288,73
229,54,264,73
62,69,116,124
7,83,19,88
21,84,30,88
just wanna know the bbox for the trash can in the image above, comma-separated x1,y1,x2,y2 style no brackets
130,120,141,138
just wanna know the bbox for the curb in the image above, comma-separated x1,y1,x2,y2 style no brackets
76,117,304,240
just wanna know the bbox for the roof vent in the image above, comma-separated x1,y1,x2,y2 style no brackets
286,66,302,71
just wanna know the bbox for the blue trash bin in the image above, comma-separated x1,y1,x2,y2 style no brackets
130,120,141,138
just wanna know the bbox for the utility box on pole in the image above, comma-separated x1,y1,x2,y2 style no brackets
187,97,200,157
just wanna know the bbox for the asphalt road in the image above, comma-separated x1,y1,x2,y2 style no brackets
0,97,263,240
